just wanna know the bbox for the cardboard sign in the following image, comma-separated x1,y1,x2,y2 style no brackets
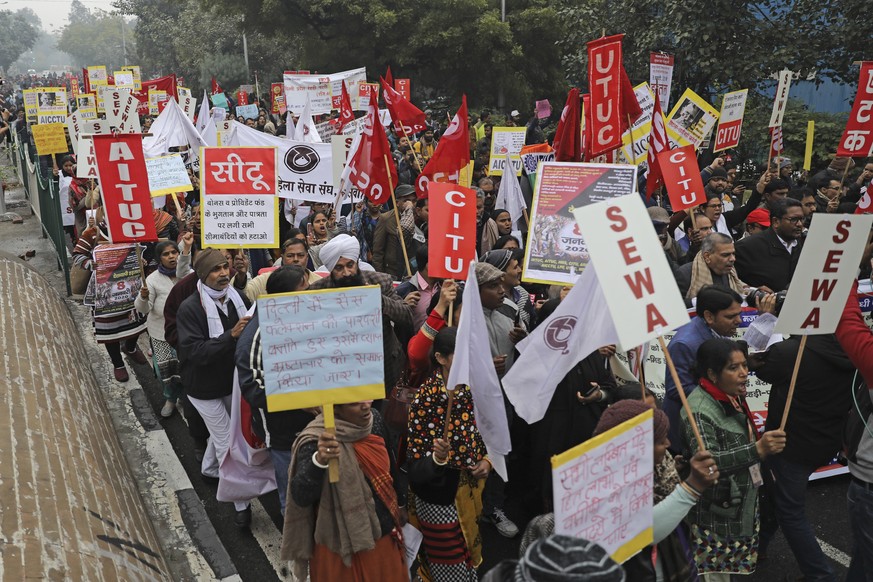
775,214,873,334
236,104,259,119
200,146,279,248
32,123,69,155
113,71,135,90
91,244,143,316
66,112,83,156
59,174,75,227
23,89,39,122
552,409,653,563
573,193,689,348
619,82,656,166
487,127,526,176
121,65,142,91
666,89,719,149
94,134,158,243
394,78,410,100
37,87,68,124
523,162,637,286
587,34,624,156
87,66,109,88
75,93,97,120
330,134,364,201
106,89,141,134
70,77,80,97
148,90,168,116
357,82,380,110
656,145,707,211
180,95,196,120
713,89,748,152
427,183,477,279
258,286,385,411
145,154,193,196
649,53,674,112
769,69,793,128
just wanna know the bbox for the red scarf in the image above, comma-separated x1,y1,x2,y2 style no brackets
698,378,760,440
353,434,403,528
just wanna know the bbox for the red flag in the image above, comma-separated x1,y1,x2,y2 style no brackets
82,68,90,95
337,81,355,131
619,66,643,132
645,93,668,200
385,66,394,89
838,62,873,157
346,100,398,205
93,134,158,243
415,96,470,198
587,34,624,156
656,145,707,211
427,183,477,279
856,183,873,214
582,93,592,161
211,76,223,96
553,88,582,162
380,77,427,136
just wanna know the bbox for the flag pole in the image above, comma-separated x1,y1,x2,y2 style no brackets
779,334,808,431
383,155,413,278
399,124,423,172
658,335,705,452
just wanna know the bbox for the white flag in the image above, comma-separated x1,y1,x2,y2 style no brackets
201,115,218,147
445,262,512,480
293,94,322,143
142,98,207,159
195,90,210,134
494,152,527,229
285,111,296,139
503,263,620,423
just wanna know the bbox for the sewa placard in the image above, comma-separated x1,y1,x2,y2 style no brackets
522,162,637,286
258,286,385,411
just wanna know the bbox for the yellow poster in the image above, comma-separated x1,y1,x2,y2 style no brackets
23,89,39,123
32,123,70,155
87,65,108,88
665,88,719,148
122,65,142,91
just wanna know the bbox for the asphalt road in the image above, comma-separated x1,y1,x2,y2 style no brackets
131,360,855,581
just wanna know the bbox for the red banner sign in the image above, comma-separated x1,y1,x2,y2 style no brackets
395,79,411,100
587,34,624,156
70,77,80,97
427,183,477,279
202,147,277,195
656,145,707,211
271,82,284,114
93,134,158,243
238,90,249,106
838,62,873,157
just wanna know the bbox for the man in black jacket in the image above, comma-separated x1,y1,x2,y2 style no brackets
734,198,804,291
177,249,252,527
753,333,855,582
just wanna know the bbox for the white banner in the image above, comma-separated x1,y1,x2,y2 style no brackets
283,67,367,115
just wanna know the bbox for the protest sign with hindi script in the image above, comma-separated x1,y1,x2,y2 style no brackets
837,62,873,157
31,123,69,156
713,89,748,152
91,243,143,317
200,146,279,249
23,90,39,123
573,193,689,349
665,89,719,149
94,134,159,244
145,154,193,197
523,162,637,286
552,409,653,562
649,53,674,111
427,183,477,280
236,104,258,120
775,214,873,335
488,127,526,176
87,65,108,88
258,286,385,411
36,87,68,124
283,67,367,115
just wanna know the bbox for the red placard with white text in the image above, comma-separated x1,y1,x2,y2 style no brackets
427,183,477,280
587,34,624,156
395,79,411,101
837,62,873,157
713,89,748,152
200,146,279,249
94,134,159,243
656,145,707,211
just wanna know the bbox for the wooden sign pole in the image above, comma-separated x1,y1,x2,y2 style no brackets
779,334,808,431
658,335,705,452
322,404,340,483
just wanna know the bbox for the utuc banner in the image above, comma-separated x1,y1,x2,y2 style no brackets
665,89,719,149
93,134,159,243
713,89,748,152
587,34,624,156
837,62,873,157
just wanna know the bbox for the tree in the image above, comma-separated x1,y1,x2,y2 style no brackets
0,10,39,72
57,5,134,71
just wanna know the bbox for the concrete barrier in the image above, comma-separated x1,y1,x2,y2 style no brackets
0,255,171,580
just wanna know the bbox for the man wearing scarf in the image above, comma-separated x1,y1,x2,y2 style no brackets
309,234,413,392
176,248,253,527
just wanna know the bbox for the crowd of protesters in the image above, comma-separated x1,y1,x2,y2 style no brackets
5,70,873,581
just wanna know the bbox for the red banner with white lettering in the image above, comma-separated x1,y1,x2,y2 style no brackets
656,145,707,211
238,90,249,106
395,79,411,101
427,182,477,280
838,62,873,157
587,34,624,156
93,134,158,243
202,147,277,195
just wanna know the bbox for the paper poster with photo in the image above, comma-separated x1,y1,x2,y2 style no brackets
522,162,637,286
87,65,109,88
488,127,526,176
75,93,98,120
146,154,194,197
148,90,169,116
200,146,280,249
258,285,385,411
37,87,68,124
92,243,143,317
23,89,39,122
121,65,142,90
552,409,653,563
665,89,719,149
114,71,135,90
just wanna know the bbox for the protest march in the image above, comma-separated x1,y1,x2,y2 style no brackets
6,25,873,582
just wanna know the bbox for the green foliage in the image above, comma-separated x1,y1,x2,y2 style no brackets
56,3,133,70
199,53,248,90
0,10,39,72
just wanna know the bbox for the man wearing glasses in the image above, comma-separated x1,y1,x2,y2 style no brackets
815,178,843,214
734,198,805,291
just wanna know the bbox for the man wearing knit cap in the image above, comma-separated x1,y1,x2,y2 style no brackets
310,234,413,391
176,248,254,528
482,535,625,581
